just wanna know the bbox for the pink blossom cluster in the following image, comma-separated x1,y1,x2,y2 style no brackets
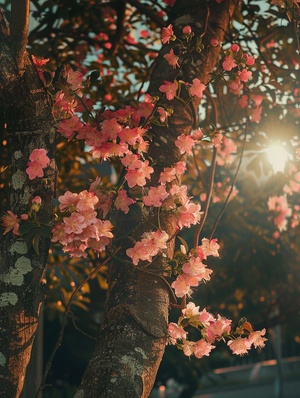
218,44,265,123
51,190,113,257
283,164,300,196
268,195,292,232
171,238,219,298
168,302,267,358
216,136,237,166
126,230,169,265
158,78,206,101
26,148,50,180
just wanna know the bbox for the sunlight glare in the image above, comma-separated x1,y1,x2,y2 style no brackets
266,142,289,173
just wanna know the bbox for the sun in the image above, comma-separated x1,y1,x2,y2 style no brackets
266,142,289,174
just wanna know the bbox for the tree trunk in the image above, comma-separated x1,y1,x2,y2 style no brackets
0,9,55,398
76,1,238,397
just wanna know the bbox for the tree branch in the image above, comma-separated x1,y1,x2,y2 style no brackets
10,0,30,72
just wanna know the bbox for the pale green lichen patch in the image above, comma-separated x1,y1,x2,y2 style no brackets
22,186,32,204
74,389,84,398
120,355,143,376
0,353,6,367
14,151,23,160
0,292,18,307
134,347,147,359
9,241,28,255
12,169,26,190
15,256,32,273
0,256,32,286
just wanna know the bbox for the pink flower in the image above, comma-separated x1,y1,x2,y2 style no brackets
63,212,87,234
177,202,202,229
76,190,99,213
159,167,176,184
67,69,84,91
159,80,177,100
248,328,267,349
206,315,232,342
125,161,154,188
140,30,149,38
56,115,83,141
193,339,215,359
173,161,186,175
268,195,292,231
32,55,50,67
191,128,203,140
26,148,50,180
29,148,50,168
198,308,215,327
1,211,20,235
101,118,122,140
244,53,255,66
238,94,249,109
171,274,199,297
238,68,252,82
228,337,252,355
119,127,146,145
182,25,192,35
231,43,240,52
168,322,187,344
54,91,77,117
126,230,169,265
182,256,212,280
143,185,169,207
95,219,114,239
58,191,79,212
182,340,195,357
182,302,201,319
30,196,42,213
210,38,219,47
175,134,195,155
250,106,262,123
229,79,243,95
32,196,42,204
222,55,237,71
201,238,220,258
212,133,223,148
164,49,180,69
252,95,263,106
161,24,175,44
188,78,206,98
114,189,135,214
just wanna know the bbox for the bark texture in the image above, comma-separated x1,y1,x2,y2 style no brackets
0,9,55,398
76,1,238,397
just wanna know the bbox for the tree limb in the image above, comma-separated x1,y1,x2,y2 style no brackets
10,0,30,72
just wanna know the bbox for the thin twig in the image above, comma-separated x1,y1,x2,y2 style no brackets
34,257,111,398
194,146,217,247
127,0,166,28
193,90,219,247
209,122,248,240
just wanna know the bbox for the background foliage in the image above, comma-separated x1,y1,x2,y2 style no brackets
1,0,300,396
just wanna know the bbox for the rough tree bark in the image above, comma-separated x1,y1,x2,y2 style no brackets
0,5,55,398
75,1,238,397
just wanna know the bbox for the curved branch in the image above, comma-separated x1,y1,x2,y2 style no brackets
10,0,30,71
209,122,248,240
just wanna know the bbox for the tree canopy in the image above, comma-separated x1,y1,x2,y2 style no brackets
0,1,299,397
